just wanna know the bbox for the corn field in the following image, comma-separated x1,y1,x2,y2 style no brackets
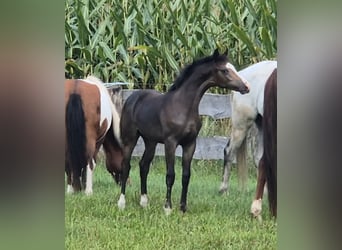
65,0,277,91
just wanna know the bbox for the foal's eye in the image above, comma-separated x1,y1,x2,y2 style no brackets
221,69,229,74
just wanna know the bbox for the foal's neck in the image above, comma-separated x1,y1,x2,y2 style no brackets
174,75,215,113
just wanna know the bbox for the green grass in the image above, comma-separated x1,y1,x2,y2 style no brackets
65,156,276,249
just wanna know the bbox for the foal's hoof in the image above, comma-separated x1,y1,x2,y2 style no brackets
180,204,187,213
164,206,172,216
140,194,148,208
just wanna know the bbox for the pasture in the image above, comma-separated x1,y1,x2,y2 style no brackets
65,156,276,249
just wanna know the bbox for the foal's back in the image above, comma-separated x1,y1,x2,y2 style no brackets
121,90,165,143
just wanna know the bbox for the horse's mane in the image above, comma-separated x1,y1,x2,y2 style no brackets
168,53,228,92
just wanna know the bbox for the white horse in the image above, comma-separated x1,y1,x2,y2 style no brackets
219,60,277,193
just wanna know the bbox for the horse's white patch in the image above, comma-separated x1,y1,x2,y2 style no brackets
140,194,148,208
250,198,262,217
85,163,93,195
163,207,172,216
237,60,277,116
118,194,126,209
82,76,113,134
66,184,74,194
82,76,122,145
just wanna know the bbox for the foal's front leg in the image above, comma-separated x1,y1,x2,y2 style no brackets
139,141,157,208
180,141,196,212
164,140,177,215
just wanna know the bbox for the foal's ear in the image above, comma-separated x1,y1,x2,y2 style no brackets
213,48,220,58
223,49,228,56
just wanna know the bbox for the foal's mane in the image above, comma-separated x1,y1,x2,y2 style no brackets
168,52,228,92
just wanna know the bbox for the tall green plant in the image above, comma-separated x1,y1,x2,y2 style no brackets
65,0,277,91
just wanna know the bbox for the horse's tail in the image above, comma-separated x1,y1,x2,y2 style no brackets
237,137,248,191
266,151,277,217
264,68,277,217
66,93,86,177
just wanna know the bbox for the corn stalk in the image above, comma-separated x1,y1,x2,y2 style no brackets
65,0,277,92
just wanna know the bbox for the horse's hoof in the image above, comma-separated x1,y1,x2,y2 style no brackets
85,189,93,196
218,183,228,194
218,188,229,195
118,194,126,209
218,189,228,195
140,194,148,208
250,199,262,217
66,185,74,194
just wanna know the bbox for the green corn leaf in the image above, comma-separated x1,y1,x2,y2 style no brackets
99,41,115,62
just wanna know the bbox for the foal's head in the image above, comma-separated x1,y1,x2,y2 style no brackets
211,49,250,94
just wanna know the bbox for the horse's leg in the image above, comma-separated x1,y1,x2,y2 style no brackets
84,136,96,195
65,161,74,194
84,158,96,195
118,137,138,209
180,141,196,212
164,139,177,215
251,156,265,222
139,140,157,208
220,126,249,194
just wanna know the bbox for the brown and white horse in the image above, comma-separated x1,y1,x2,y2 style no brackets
65,76,123,195
250,68,277,220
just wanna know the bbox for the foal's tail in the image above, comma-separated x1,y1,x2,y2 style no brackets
66,93,86,177
237,137,248,191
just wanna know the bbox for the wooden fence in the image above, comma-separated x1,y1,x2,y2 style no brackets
119,89,231,160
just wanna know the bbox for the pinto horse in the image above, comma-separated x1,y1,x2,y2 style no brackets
251,68,277,220
117,49,250,214
65,76,123,195
219,61,277,193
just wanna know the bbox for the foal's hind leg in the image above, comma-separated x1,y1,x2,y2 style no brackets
139,140,157,208
118,136,139,209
